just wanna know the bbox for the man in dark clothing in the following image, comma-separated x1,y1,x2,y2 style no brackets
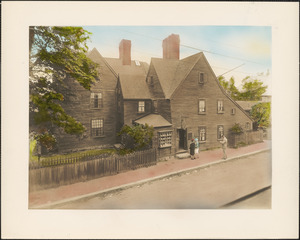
189,139,195,160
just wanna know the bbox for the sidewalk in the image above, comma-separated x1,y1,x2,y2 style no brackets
29,140,271,208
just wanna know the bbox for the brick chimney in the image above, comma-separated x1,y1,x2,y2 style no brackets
162,34,180,60
119,39,131,65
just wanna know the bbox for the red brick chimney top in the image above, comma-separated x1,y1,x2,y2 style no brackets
119,39,131,65
162,34,180,60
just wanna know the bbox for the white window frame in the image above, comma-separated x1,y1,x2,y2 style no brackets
198,99,206,114
138,101,145,113
199,126,207,142
217,100,224,113
158,130,172,148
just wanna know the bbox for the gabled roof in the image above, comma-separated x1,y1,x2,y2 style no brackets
150,52,202,99
119,74,152,99
88,48,150,99
134,114,172,128
87,48,149,78
105,58,149,76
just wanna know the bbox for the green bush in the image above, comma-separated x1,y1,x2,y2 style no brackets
230,123,244,134
118,123,154,152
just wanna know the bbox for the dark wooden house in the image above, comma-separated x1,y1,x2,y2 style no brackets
55,34,254,159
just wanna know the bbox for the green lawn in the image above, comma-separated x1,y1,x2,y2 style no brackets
30,142,117,164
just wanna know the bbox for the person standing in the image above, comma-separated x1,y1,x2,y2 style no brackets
219,135,228,160
189,139,195,160
194,138,199,159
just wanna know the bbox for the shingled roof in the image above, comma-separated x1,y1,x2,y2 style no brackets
87,48,149,78
119,74,152,99
151,52,203,99
134,114,172,128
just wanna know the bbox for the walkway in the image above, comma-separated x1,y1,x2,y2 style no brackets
29,140,271,208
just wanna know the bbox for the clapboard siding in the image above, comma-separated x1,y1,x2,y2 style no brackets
171,54,253,150
56,55,118,152
123,100,152,126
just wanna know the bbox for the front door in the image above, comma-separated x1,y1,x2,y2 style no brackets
179,129,187,150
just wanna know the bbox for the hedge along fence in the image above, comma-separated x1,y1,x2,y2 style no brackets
29,148,157,192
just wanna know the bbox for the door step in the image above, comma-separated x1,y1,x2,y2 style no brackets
176,152,190,159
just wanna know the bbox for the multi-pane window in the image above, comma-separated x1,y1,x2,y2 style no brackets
199,99,206,114
217,125,224,140
158,130,172,148
217,100,224,113
199,126,206,142
138,101,145,113
199,72,205,84
90,92,102,109
91,119,104,137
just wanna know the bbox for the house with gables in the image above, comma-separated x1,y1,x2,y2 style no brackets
55,33,256,159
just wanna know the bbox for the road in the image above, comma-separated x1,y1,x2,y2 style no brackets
221,187,271,209
56,150,271,209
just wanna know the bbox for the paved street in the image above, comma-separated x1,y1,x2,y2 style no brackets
56,150,271,209
221,187,271,209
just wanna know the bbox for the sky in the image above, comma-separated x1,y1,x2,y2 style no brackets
83,26,272,95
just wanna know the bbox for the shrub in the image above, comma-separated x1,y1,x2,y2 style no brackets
230,123,244,134
118,123,154,152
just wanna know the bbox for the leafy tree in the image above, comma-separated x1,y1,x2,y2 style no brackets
118,124,154,153
239,76,268,101
29,26,99,150
250,102,271,129
218,76,240,100
218,75,267,101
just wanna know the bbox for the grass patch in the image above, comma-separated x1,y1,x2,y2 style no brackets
30,148,117,164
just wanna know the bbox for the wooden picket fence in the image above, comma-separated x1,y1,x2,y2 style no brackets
29,148,157,192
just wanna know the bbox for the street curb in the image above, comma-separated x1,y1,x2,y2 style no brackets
31,148,271,209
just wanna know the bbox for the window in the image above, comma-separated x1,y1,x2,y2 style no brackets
199,72,205,84
198,99,206,114
245,122,251,130
231,108,236,115
153,100,158,113
138,101,145,113
217,100,224,113
147,76,153,85
199,126,206,142
91,119,104,137
217,125,224,140
90,92,102,109
158,130,172,148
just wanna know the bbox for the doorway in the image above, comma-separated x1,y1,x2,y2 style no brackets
178,128,187,150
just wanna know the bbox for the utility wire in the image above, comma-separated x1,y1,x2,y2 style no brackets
115,28,265,66
217,63,245,77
